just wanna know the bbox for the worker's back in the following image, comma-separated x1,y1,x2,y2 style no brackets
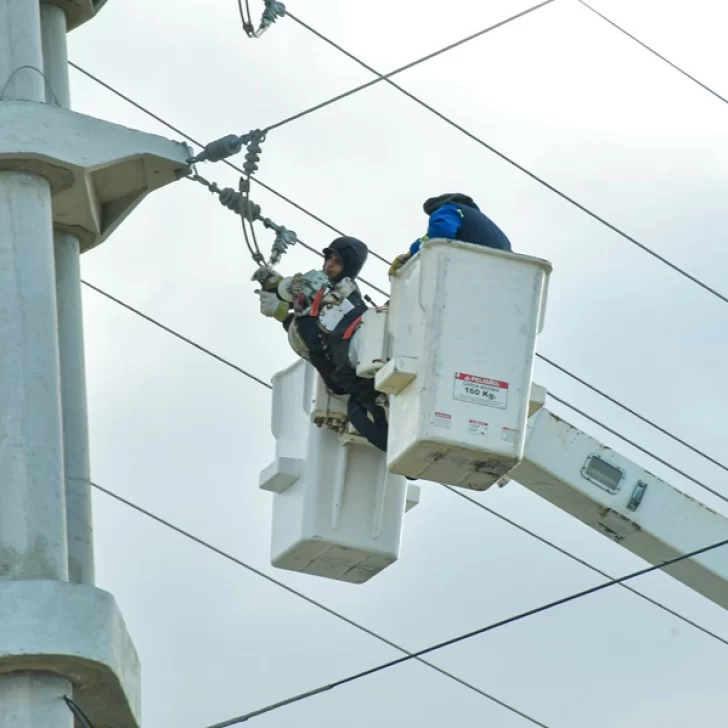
451,199,512,252
424,192,512,252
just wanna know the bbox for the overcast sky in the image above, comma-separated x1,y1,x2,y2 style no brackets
62,0,728,726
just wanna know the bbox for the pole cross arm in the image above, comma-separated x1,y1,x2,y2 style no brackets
42,0,109,31
0,100,192,252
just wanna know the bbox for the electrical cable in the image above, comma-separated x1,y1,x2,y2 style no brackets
83,281,728,652
278,8,728,307
577,0,728,107
81,280,272,389
538,353,728,477
68,49,728,715
67,61,391,270
71,54,728,559
264,1,558,131
72,0,728,307
443,484,728,648
90,480,553,728
63,696,96,728
204,533,728,727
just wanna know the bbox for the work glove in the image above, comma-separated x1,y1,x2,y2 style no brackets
258,291,289,322
388,252,411,277
289,272,308,297
252,265,283,292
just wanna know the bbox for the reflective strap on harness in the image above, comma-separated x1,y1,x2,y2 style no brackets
342,314,363,340
310,288,325,318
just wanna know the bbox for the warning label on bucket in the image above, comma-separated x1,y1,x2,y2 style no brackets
434,411,452,429
468,419,488,436
453,372,508,409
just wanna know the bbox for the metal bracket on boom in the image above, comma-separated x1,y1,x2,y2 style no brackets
512,402,728,611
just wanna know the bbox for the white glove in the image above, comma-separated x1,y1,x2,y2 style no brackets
258,291,288,321
251,265,282,290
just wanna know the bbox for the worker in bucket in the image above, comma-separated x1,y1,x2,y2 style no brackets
388,192,512,276
255,236,389,453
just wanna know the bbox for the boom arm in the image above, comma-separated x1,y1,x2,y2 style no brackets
511,406,728,610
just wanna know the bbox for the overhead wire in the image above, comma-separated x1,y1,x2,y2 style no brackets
90,480,553,728
263,0,559,131
69,18,728,717
66,61,384,261
72,3,728,305
64,65,728,482
71,57,728,640
83,277,728,651
275,7,728,307
577,0,728,107
204,532,728,727
538,353,728,477
82,281,272,389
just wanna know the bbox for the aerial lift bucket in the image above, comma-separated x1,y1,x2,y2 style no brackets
259,358,419,584
376,239,552,490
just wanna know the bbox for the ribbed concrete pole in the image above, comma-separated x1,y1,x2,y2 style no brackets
40,1,95,586
0,0,73,724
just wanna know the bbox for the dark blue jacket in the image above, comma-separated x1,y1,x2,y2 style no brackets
410,193,512,255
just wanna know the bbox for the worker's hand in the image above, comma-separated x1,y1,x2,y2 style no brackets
258,291,289,321
388,252,411,277
252,265,282,291
290,272,307,297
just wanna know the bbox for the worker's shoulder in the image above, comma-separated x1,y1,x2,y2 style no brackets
432,202,464,217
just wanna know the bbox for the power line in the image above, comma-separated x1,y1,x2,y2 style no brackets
82,281,272,390
71,49,728,691
83,268,728,508
443,485,728,648
70,54,728,320
577,0,728,107
67,61,392,272
67,53,728,483
90,480,553,728
278,8,728,307
84,277,728,650
205,533,728,727
266,1,558,131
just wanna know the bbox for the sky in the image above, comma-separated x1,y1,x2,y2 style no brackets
57,0,728,725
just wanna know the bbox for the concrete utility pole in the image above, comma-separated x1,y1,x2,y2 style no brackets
0,1,191,726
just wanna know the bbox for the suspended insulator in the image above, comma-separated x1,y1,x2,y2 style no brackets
241,198,262,222
269,227,298,265
243,130,266,176
191,135,244,164
218,187,245,212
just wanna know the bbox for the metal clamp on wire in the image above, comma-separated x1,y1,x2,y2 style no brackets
241,0,287,38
